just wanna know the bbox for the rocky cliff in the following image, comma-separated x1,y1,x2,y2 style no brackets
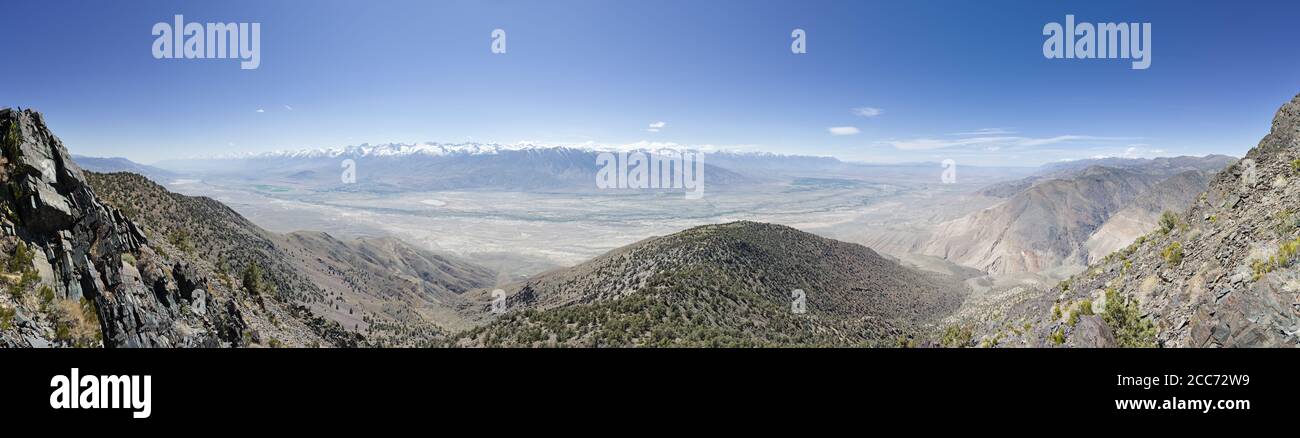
0,108,344,347
967,94,1300,347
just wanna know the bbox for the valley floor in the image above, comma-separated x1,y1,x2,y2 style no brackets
168,177,1002,281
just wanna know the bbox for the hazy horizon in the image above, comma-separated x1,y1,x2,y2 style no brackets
63,141,1243,169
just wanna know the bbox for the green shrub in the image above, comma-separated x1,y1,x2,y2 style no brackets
1101,288,1156,347
4,243,40,300
0,305,14,330
242,262,267,296
37,285,55,311
52,298,100,347
1292,158,1300,173
1159,211,1179,234
1049,327,1066,345
1253,237,1300,280
939,324,974,348
1162,241,1183,265
19,269,38,290
6,243,34,273
1274,210,1298,237
167,229,195,255
979,332,1003,348
2,119,21,159
1279,237,1300,263
1252,257,1274,280
1077,299,1094,316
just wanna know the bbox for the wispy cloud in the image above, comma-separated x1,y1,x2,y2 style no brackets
884,134,1136,151
851,107,883,118
283,104,294,111
1091,144,1167,159
828,126,861,136
255,108,265,113
949,128,1016,136
607,140,757,153
648,121,666,129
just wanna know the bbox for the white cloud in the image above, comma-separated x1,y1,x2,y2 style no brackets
885,136,1006,150
284,105,294,111
884,134,1136,151
255,108,265,113
851,107,883,118
606,141,753,153
950,128,1016,136
1091,144,1167,159
644,128,660,133
648,121,666,129
828,126,861,136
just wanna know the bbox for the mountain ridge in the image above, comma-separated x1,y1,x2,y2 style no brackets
966,93,1300,347
0,108,307,347
923,156,1235,275
451,221,968,347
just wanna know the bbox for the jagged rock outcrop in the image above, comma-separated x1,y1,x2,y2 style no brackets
0,108,246,347
971,94,1300,347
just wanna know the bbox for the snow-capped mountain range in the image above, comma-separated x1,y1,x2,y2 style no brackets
142,142,1040,193
233,142,557,159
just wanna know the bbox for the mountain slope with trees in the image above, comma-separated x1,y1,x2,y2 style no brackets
451,221,968,347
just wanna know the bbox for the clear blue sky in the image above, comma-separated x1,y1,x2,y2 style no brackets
3,0,1300,166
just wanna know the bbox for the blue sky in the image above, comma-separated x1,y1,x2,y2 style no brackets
3,0,1300,166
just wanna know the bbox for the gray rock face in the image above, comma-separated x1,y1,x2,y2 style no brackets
0,108,238,347
982,93,1300,348
1067,316,1118,348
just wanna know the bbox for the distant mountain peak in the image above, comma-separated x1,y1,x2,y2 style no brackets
231,142,551,159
